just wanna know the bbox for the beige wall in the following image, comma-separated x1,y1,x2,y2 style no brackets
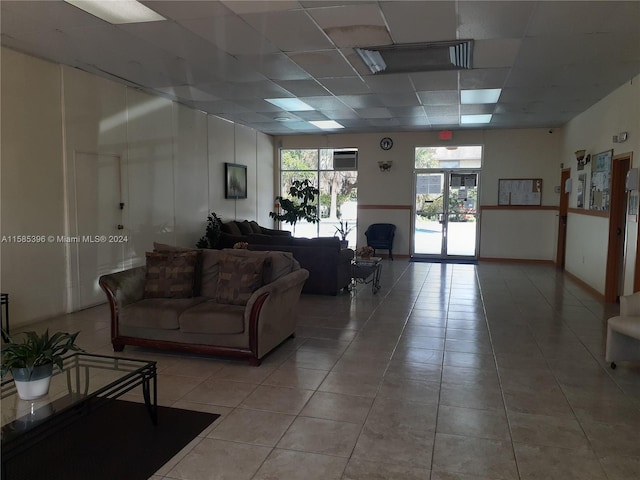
1,47,275,326
277,128,561,260
562,75,640,295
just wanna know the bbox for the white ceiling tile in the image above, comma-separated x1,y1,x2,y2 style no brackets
355,107,392,119
288,50,355,77
425,105,459,117
378,92,420,107
140,1,233,20
362,74,414,93
459,69,510,89
319,77,370,95
3,0,107,28
222,1,302,15
457,1,535,40
308,3,391,48
179,16,280,55
236,53,312,81
298,96,349,110
241,10,333,52
278,79,330,96
473,39,521,69
390,106,427,118
410,71,458,91
461,104,496,115
528,1,623,36
418,91,458,106
381,1,457,43
338,95,383,109
154,86,218,102
428,115,459,126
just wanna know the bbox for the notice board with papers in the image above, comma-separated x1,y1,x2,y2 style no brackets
498,178,543,206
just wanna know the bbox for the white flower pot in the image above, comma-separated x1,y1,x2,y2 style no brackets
12,364,53,400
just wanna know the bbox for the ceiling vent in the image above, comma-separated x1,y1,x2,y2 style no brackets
355,40,474,75
333,150,358,170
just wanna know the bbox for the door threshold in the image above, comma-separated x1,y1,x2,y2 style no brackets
410,257,478,265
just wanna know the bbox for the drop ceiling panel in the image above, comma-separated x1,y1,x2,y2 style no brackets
527,1,621,36
362,74,414,94
2,0,107,28
141,1,233,20
381,1,457,43
222,0,302,15
319,77,370,95
338,94,383,109
457,1,535,39
241,9,333,52
473,39,521,68
236,53,312,81
418,91,458,106
459,69,510,89
277,79,330,96
179,16,280,55
308,3,391,48
378,92,420,107
390,106,427,118
287,50,355,77
355,107,392,119
410,71,459,91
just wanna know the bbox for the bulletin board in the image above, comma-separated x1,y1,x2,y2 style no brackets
498,178,542,206
589,149,613,212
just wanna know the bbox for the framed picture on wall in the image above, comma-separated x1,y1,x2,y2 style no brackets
225,163,247,199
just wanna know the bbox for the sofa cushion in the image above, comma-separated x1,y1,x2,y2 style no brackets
248,221,263,234
222,221,242,236
216,253,268,305
179,301,245,335
144,251,198,298
121,297,207,329
237,220,254,235
200,249,221,298
152,243,203,295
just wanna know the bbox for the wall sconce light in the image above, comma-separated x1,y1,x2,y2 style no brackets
378,161,393,172
575,150,591,170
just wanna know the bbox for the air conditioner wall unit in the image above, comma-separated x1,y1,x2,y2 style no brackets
333,150,358,170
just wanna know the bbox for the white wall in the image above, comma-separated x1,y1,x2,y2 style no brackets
1,47,274,327
277,129,561,259
562,75,640,295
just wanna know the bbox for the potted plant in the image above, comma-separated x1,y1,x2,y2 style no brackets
196,212,222,249
1,330,83,400
334,219,354,248
269,179,320,234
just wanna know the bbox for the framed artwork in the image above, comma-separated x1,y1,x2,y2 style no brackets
225,163,247,199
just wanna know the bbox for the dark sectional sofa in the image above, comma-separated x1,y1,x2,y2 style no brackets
218,220,292,249
248,235,354,296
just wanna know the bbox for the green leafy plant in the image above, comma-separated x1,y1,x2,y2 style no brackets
196,212,222,249
1,330,83,379
269,179,320,234
334,220,354,241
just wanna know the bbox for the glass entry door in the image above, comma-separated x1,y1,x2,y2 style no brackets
413,171,479,259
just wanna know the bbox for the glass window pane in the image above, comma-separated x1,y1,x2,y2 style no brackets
281,172,318,197
319,149,333,170
319,171,358,220
415,146,482,169
281,149,318,170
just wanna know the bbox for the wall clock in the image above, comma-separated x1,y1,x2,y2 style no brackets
380,137,393,150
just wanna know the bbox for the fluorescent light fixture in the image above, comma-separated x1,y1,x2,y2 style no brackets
64,0,165,24
265,98,314,111
355,48,387,74
461,114,493,124
461,89,502,104
309,120,344,130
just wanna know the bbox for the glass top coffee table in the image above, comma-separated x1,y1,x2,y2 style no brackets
1,353,157,470
351,256,383,293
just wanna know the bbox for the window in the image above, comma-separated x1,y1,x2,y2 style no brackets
279,149,358,245
415,146,483,169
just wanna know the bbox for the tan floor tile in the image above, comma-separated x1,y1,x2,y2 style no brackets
384,361,442,383
211,363,276,384
207,407,294,446
513,443,608,480
441,365,499,386
159,357,226,379
391,347,444,366
343,457,430,480
503,390,574,418
318,371,382,398
599,455,640,480
277,416,361,457
179,378,257,407
252,449,347,480
262,365,327,390
432,433,518,480
300,391,373,424
167,438,271,480
580,420,640,457
437,405,510,440
443,351,496,369
508,412,591,451
431,471,498,480
377,376,440,404
240,384,314,414
440,382,504,411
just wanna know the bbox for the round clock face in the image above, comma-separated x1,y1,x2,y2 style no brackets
380,137,393,150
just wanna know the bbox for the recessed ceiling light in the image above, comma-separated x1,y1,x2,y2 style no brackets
265,98,314,111
461,114,493,124
309,120,344,130
64,0,165,24
461,89,502,104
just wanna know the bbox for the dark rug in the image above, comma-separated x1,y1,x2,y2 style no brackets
4,400,219,480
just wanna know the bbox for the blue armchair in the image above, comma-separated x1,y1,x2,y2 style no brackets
365,223,396,260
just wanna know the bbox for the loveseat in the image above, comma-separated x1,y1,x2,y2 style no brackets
218,220,291,249
247,236,353,296
99,246,309,365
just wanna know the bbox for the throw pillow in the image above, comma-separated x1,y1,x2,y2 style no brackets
248,221,263,234
152,243,203,296
144,251,198,298
215,254,267,305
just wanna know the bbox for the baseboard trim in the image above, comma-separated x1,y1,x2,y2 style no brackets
564,270,606,301
478,257,555,265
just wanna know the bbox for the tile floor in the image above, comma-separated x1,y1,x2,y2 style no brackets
17,261,640,479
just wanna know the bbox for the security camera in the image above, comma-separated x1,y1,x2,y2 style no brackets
548,129,554,134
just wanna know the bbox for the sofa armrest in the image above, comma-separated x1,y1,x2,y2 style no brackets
244,268,309,359
99,267,146,342
620,292,640,316
260,226,292,237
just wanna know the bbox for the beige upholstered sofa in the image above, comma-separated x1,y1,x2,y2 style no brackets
99,246,309,365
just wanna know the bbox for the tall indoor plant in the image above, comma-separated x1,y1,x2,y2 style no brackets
196,212,222,249
1,330,83,400
269,179,320,234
